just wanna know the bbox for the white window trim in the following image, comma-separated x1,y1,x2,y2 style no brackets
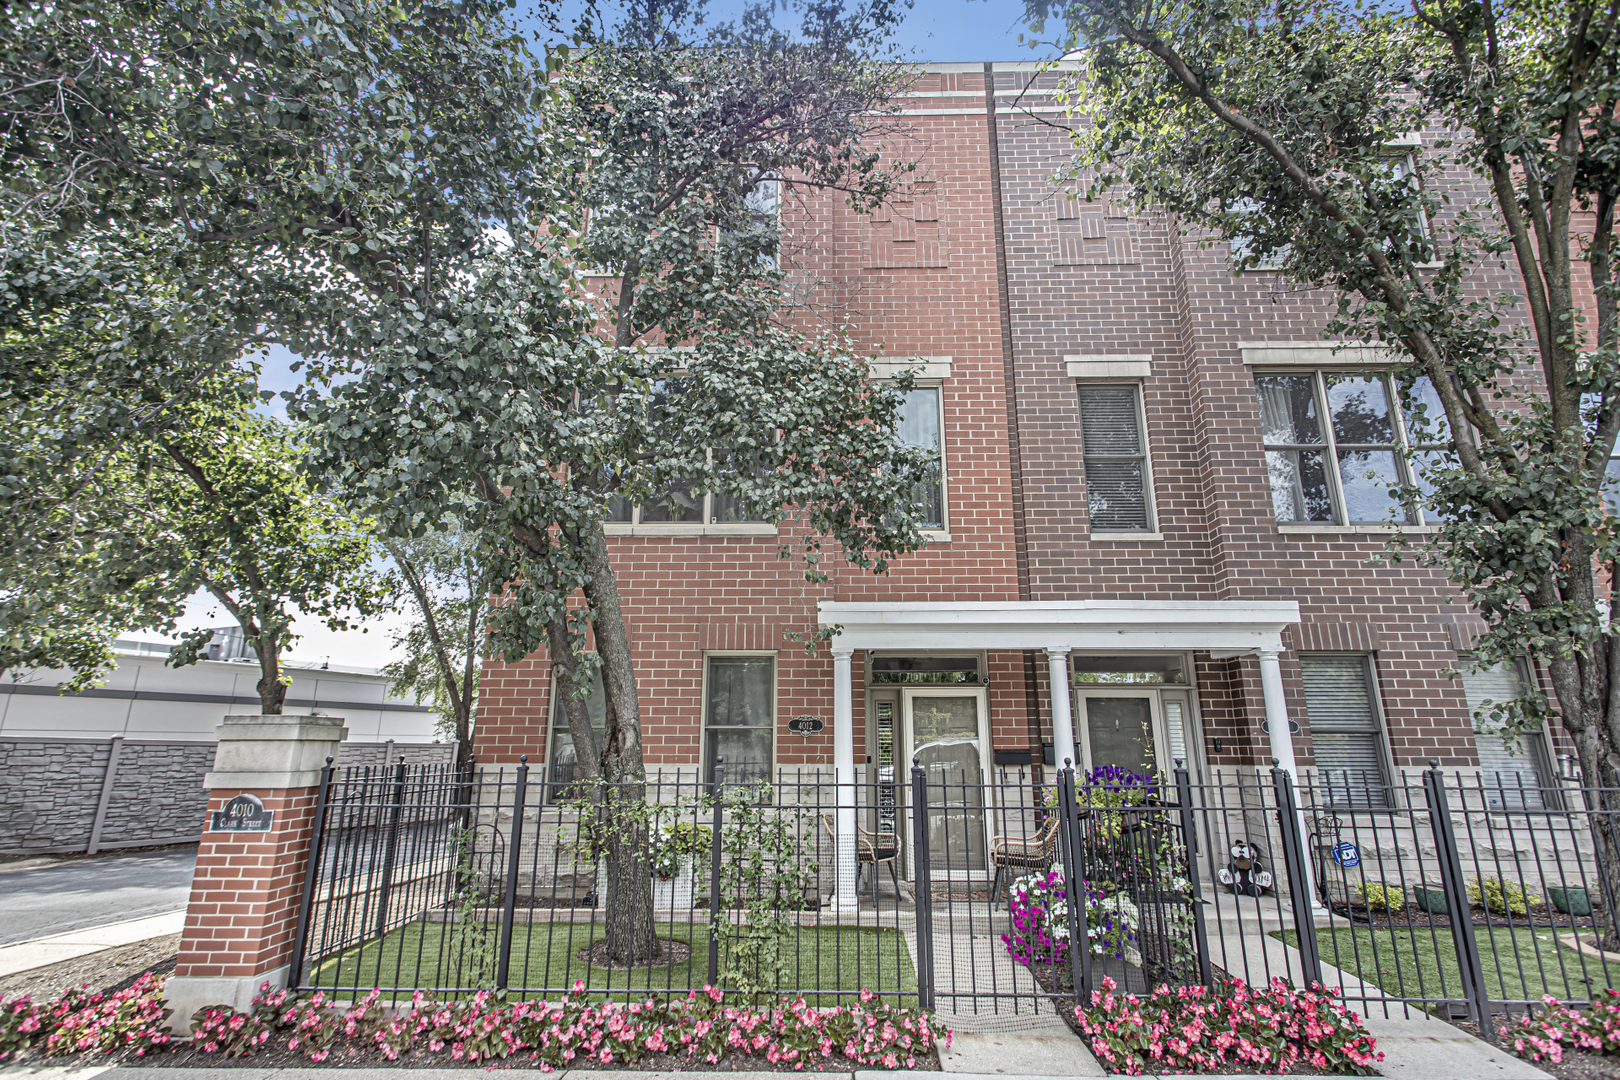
700,650,780,785
870,356,953,381
1074,378,1159,536
604,445,778,533
1241,342,1400,366
1066,355,1152,380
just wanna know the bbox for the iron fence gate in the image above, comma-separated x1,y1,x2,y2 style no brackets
288,755,1620,1037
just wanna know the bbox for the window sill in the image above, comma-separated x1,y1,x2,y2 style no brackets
603,523,778,538
1277,523,1438,536
1089,531,1163,542
921,531,952,544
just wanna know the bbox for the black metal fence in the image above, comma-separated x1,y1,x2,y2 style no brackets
286,755,1620,1036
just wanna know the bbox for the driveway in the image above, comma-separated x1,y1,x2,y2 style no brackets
0,846,196,945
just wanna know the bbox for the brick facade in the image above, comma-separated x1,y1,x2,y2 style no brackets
475,62,1561,792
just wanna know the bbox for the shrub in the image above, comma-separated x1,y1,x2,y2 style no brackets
1355,883,1406,912
0,996,46,1062
1469,875,1538,917
44,974,171,1057
1501,992,1620,1064
1072,975,1383,1076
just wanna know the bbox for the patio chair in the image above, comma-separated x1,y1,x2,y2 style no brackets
990,814,1061,901
821,813,901,905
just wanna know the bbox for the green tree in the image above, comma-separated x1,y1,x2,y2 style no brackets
299,0,931,963
153,391,385,713
1024,0,1620,934
2,0,554,684
380,515,487,767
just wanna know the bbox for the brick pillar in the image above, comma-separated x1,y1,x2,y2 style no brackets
163,714,346,1030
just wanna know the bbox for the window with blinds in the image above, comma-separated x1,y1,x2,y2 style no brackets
1462,659,1554,810
1301,655,1391,807
1077,384,1154,531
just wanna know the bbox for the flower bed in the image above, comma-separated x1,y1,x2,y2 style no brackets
1071,976,1383,1075
1500,991,1620,1065
1,976,944,1072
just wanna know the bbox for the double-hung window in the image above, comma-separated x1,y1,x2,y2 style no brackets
1256,371,1415,525
1462,658,1558,810
1077,384,1155,532
900,387,947,531
1300,654,1392,808
703,655,775,787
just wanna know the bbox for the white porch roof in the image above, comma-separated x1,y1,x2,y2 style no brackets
816,599,1301,654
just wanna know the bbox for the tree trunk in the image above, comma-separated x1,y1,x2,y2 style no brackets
576,520,656,964
256,634,285,714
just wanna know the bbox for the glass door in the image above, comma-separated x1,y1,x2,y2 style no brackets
902,688,989,876
1076,688,1162,779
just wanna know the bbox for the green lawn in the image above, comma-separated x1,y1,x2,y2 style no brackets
310,920,916,1003
1275,925,1620,1004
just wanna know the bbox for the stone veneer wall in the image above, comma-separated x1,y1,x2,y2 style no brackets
0,736,453,855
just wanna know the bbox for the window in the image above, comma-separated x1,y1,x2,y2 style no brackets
1256,371,1415,525
1462,658,1557,810
870,655,982,684
704,655,775,787
1071,654,1187,684
548,662,607,801
1301,654,1391,807
605,379,771,528
900,387,946,531
1400,375,1456,522
1077,383,1155,532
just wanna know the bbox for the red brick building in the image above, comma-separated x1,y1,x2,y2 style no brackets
476,63,1563,898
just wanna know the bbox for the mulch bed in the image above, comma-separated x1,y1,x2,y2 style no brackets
1326,897,1606,931
575,937,693,969
3,955,940,1073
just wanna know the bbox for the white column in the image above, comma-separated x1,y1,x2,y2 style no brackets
1258,649,1298,776
1258,648,1318,903
832,647,859,911
1046,646,1075,771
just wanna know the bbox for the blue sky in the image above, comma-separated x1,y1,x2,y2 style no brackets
543,2,1051,64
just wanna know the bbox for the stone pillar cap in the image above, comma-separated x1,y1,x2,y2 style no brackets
206,713,348,791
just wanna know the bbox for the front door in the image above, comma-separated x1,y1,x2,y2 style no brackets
903,687,990,876
1077,688,1162,777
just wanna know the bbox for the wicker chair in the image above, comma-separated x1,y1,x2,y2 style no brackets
822,813,902,905
990,814,1061,901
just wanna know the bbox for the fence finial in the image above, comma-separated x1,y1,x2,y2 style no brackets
519,754,528,764
1064,757,1073,768
325,756,334,765
1428,758,1440,768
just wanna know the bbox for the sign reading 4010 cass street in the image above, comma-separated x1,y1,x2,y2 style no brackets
211,793,275,833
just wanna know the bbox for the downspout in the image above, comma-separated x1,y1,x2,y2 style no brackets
983,62,1046,772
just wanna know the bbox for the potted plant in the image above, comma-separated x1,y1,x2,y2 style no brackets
650,821,712,909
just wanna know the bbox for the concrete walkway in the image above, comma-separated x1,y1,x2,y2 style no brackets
0,911,186,978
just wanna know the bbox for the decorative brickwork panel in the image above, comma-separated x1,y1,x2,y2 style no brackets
868,182,949,268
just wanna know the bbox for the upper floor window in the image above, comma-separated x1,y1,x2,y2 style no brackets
1077,383,1155,532
1256,370,1419,526
900,386,947,531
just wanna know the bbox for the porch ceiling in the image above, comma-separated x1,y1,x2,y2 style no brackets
816,599,1301,654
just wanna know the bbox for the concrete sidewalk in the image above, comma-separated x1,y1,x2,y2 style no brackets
0,911,186,978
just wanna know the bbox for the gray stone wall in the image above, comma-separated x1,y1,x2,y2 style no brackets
0,736,454,856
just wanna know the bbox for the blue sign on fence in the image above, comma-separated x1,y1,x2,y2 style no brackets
1335,841,1360,869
